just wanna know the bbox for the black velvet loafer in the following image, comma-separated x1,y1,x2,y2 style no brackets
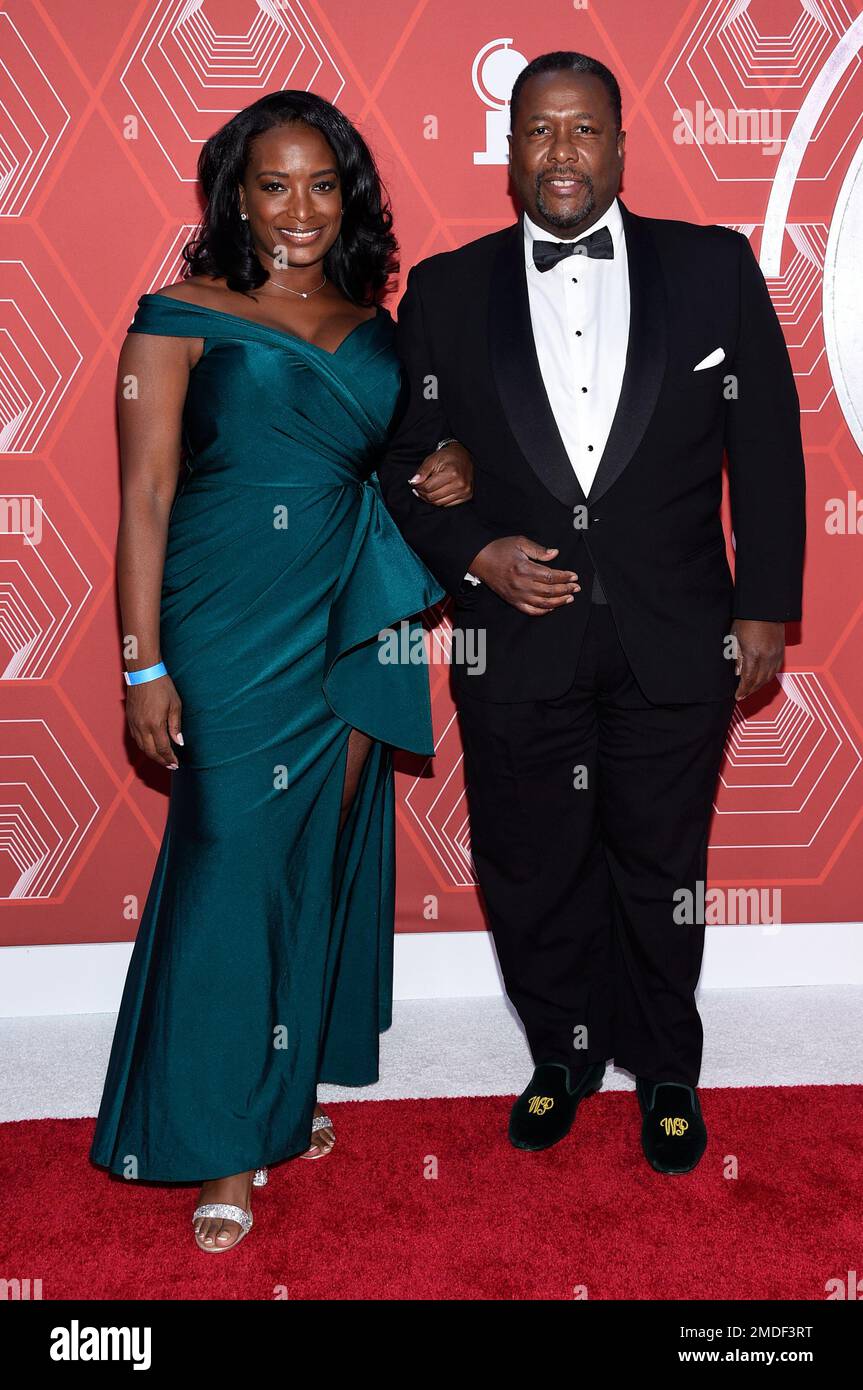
508,1060,605,1151
636,1078,707,1174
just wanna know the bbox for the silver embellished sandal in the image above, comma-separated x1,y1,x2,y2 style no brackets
300,1111,336,1160
192,1167,268,1253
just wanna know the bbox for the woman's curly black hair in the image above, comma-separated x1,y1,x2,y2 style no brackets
182,90,399,306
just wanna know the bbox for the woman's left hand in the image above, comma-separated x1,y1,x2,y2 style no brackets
410,441,474,506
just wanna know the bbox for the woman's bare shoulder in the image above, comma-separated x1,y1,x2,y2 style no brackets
151,275,231,304
152,276,227,299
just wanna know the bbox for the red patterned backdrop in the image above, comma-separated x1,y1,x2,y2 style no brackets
2,0,862,947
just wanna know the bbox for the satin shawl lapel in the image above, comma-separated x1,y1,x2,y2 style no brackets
588,201,667,504
488,213,583,508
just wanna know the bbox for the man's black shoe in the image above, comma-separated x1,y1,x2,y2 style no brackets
636,1078,707,1174
508,1060,605,1151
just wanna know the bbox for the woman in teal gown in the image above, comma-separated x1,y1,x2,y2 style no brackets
89,92,466,1251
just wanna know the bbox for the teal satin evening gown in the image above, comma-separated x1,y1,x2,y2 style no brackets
89,294,445,1182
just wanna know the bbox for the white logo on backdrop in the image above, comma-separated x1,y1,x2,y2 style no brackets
472,38,527,165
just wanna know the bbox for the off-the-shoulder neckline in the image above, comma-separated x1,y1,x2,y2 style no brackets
139,293,386,358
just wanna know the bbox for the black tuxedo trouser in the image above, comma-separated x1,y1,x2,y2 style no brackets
455,602,736,1086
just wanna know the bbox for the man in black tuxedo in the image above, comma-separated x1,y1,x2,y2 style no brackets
378,51,805,1174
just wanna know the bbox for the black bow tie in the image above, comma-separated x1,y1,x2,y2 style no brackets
532,224,614,271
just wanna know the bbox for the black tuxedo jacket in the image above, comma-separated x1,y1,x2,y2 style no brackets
378,200,805,704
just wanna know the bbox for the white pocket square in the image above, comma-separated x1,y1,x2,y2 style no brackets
693,347,725,371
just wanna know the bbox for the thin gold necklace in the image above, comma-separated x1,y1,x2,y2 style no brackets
264,273,327,300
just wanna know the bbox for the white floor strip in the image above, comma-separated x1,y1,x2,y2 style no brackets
2,925,862,1019
1,987,860,1123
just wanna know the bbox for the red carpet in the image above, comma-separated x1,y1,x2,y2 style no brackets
2,1087,859,1300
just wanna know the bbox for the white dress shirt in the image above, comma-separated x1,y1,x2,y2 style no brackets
522,196,630,497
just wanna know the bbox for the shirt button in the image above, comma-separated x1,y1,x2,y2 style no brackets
575,330,582,336
587,445,594,452
581,386,588,393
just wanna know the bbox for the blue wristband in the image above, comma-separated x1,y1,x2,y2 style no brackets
124,661,168,686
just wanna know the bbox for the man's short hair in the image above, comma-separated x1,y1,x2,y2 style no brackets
510,51,622,133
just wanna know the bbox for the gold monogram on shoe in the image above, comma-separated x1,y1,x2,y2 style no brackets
659,1117,689,1136
527,1095,554,1116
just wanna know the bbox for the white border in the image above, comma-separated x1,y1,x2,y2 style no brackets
1,924,861,1017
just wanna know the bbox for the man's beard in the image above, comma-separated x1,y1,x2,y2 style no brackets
535,173,596,232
